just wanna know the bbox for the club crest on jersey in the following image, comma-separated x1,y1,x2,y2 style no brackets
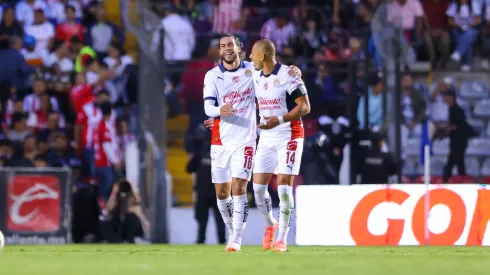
264,83,269,90
232,76,240,83
274,79,280,87
245,69,251,77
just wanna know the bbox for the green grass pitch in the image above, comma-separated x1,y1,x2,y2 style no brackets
0,245,489,275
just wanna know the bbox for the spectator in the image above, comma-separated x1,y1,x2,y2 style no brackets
71,36,96,73
23,78,59,113
15,0,48,26
47,132,80,169
429,76,452,124
20,34,48,66
0,138,13,160
179,38,217,156
388,0,424,42
24,9,54,53
447,0,482,72
400,72,426,136
0,7,24,40
7,112,30,142
353,1,373,36
152,3,195,61
0,38,35,92
44,40,74,73
400,72,426,157
260,11,296,53
421,0,450,69
357,74,384,130
297,15,328,59
211,0,244,36
38,112,63,141
84,4,124,59
441,89,470,182
74,90,111,178
34,155,48,167
94,101,121,201
70,72,95,114
55,5,84,42
103,42,134,103
48,0,82,24
27,93,66,132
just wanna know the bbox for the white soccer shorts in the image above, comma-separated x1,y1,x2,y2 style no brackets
254,138,304,176
210,141,256,183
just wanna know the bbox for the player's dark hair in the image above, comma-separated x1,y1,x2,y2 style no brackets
218,33,246,62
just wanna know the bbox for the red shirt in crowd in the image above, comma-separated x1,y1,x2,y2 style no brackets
76,102,102,150
71,84,95,114
94,119,120,167
56,21,84,42
422,0,450,29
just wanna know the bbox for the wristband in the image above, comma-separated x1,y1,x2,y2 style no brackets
278,116,285,124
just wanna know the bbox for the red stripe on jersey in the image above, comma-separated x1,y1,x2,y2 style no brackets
211,117,222,145
290,119,304,140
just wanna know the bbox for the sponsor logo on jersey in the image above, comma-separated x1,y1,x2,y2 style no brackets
287,140,298,151
232,76,240,83
264,83,269,90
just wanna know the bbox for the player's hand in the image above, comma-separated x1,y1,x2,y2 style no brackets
204,118,214,129
220,102,237,116
258,116,280,130
287,65,302,78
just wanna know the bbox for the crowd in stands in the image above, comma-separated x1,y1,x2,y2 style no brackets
0,0,136,214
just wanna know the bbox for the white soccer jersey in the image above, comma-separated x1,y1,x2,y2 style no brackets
254,62,307,142
203,60,257,146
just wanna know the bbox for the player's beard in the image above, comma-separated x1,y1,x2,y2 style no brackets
221,52,238,64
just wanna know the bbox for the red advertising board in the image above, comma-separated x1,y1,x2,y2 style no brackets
7,175,61,232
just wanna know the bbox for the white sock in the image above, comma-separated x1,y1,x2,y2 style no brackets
253,183,275,227
231,194,249,244
216,196,234,236
277,185,294,244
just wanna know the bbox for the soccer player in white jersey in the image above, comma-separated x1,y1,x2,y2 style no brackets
249,39,311,252
202,34,301,252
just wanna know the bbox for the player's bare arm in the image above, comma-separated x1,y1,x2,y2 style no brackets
258,95,311,130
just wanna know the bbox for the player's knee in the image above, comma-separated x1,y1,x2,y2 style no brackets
216,190,230,200
253,183,268,199
232,178,248,195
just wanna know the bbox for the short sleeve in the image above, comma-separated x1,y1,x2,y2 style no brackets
446,3,457,17
413,0,424,17
285,74,307,99
203,71,218,103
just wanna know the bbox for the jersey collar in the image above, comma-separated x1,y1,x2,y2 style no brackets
219,60,245,72
260,62,281,77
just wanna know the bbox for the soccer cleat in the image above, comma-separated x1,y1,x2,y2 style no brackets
262,220,279,250
225,237,241,252
274,240,288,252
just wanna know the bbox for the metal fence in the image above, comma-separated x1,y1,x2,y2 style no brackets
120,0,170,243
0,167,72,244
